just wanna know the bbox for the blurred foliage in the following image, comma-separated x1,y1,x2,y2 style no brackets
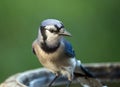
0,0,120,83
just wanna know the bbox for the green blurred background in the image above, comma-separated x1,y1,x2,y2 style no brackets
0,0,120,83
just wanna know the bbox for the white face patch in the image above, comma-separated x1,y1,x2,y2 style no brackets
44,25,62,47
45,25,57,31
46,29,58,39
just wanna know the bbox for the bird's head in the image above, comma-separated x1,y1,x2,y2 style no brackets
38,19,71,42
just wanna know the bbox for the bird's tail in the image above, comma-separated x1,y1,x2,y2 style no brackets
74,60,107,87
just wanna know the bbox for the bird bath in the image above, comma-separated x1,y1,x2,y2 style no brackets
0,63,120,87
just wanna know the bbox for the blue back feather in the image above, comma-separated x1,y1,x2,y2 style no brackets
63,39,75,58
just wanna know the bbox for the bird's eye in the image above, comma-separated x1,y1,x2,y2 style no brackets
49,29,54,33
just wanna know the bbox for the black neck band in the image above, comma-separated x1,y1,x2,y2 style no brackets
40,42,60,53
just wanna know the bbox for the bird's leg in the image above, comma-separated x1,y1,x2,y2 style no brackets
66,80,72,87
48,74,60,87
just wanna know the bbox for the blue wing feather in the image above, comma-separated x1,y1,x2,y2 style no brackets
63,39,75,57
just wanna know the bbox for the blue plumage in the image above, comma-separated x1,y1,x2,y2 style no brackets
32,19,105,87
63,39,75,58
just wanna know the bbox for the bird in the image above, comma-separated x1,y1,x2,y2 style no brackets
32,19,106,87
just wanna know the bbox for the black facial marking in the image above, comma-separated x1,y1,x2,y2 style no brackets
40,42,60,53
40,26,47,41
49,29,54,33
48,28,59,34
54,23,64,31
54,24,61,30
60,22,64,28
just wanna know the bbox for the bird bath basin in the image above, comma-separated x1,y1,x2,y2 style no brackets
0,63,120,87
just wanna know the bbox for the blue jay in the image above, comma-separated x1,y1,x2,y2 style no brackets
32,19,105,87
